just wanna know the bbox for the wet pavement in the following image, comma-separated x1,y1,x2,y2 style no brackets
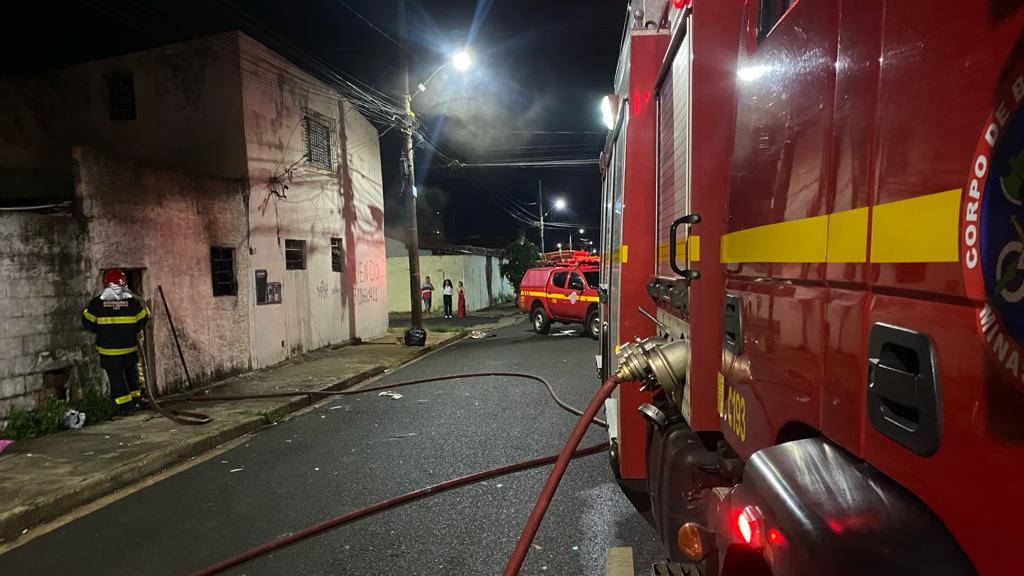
0,323,664,575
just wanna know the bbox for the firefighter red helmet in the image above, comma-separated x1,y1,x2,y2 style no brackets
103,269,127,287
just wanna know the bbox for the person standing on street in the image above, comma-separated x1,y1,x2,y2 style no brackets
422,276,434,316
82,269,150,415
442,279,454,318
457,281,466,318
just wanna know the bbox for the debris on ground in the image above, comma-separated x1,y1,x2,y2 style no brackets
0,439,14,454
378,391,404,400
469,330,495,339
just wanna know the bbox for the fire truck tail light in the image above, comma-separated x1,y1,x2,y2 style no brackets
737,505,763,546
737,511,753,544
677,522,708,561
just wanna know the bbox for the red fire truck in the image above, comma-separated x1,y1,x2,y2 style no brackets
599,1,1024,574
518,250,602,338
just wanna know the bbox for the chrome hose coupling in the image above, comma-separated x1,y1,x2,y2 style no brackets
614,337,691,397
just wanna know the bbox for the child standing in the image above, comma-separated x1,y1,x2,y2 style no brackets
457,281,466,318
442,279,454,318
422,276,434,315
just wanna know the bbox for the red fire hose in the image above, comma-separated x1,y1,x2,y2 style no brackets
183,373,621,576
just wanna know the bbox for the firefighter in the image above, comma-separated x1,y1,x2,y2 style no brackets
82,269,150,414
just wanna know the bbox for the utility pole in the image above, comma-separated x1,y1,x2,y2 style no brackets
538,179,545,253
399,0,423,329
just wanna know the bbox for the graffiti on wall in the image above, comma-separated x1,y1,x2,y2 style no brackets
355,257,384,305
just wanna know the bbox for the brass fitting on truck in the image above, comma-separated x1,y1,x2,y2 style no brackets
614,337,691,397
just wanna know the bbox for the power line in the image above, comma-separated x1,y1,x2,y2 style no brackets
333,0,399,45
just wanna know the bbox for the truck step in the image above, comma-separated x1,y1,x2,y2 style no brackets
650,561,697,576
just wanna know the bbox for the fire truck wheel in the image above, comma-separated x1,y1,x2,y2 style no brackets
586,308,599,340
531,305,551,334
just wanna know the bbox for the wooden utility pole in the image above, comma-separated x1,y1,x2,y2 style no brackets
399,0,423,328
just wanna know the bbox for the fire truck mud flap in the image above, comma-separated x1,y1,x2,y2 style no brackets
707,438,975,576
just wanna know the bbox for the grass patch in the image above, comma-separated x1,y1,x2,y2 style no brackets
77,388,116,425
1,398,69,440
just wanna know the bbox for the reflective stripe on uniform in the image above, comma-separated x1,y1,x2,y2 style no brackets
83,309,98,322
92,309,149,325
130,390,141,399
114,394,134,405
97,345,138,356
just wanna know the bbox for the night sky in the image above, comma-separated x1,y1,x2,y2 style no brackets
1,1,625,249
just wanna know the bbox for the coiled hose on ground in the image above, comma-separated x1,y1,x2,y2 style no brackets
146,370,619,576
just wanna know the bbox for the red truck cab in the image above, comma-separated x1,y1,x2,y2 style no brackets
517,251,601,339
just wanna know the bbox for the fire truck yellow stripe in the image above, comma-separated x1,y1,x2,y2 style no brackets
721,215,830,263
826,207,869,263
656,235,702,263
870,189,961,263
718,189,962,264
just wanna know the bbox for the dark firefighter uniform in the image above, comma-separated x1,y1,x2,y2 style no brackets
82,282,150,409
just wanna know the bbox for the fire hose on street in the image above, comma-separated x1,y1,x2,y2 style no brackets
182,373,622,576
145,287,688,575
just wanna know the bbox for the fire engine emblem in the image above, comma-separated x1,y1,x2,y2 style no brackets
963,63,1024,389
569,292,578,304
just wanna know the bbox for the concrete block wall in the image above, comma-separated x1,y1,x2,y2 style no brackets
74,147,252,394
0,211,98,420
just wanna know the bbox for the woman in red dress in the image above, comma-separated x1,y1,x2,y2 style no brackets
457,281,467,318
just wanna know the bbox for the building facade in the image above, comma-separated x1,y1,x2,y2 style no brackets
0,31,387,416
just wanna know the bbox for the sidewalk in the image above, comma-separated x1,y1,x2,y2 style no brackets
0,328,464,547
388,301,521,330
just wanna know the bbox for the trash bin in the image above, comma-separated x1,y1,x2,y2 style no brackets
404,327,427,347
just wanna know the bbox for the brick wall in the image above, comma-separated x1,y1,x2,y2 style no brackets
0,210,98,420
74,147,252,395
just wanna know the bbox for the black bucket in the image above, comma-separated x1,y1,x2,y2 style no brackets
404,327,427,347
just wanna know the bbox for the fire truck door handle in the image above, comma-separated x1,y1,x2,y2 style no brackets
866,324,942,456
669,213,701,280
868,360,918,408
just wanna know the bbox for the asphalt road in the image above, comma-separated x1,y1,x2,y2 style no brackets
0,322,664,575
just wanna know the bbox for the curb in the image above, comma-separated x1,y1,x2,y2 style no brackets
0,333,466,546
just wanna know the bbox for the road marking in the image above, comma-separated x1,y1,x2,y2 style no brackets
606,546,634,576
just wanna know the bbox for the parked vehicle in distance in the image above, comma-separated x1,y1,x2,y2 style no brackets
517,251,601,339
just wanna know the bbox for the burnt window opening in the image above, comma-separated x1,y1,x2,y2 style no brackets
210,246,237,296
331,238,344,272
107,71,136,121
285,239,306,270
757,0,791,42
302,108,337,171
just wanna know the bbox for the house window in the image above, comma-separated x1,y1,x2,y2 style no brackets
331,238,344,272
302,108,336,171
210,247,237,296
285,239,306,270
107,71,136,121
757,0,791,41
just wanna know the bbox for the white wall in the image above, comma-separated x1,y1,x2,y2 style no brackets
387,254,513,314
239,34,386,368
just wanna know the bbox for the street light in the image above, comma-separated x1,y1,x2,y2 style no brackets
537,180,566,252
413,50,472,99
399,1,472,329
452,50,471,71
579,227,585,234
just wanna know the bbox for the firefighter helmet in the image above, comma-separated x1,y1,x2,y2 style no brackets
103,268,127,287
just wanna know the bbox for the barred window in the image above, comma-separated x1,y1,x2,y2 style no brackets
107,71,136,121
302,108,336,171
285,239,306,270
331,238,344,272
210,247,237,296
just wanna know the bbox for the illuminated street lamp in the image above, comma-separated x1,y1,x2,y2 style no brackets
537,180,566,252
415,49,472,98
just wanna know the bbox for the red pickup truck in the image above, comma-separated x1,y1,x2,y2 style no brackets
517,252,601,339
